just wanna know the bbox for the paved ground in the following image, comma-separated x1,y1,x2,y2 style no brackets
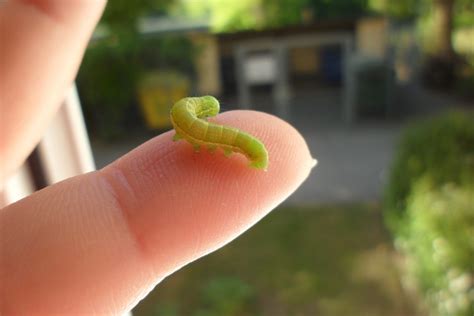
91,85,462,204
289,121,401,204
245,86,404,204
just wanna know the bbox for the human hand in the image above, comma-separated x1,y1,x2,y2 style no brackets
0,1,314,314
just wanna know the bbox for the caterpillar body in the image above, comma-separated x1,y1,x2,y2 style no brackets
170,96,269,170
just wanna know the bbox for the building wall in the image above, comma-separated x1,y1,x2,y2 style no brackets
191,33,222,95
289,46,321,75
356,17,388,59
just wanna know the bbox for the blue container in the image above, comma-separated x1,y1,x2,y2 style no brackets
321,46,342,84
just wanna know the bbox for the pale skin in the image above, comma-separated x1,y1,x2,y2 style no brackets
0,1,314,314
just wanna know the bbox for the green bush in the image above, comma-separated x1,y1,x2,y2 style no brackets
400,180,474,316
77,37,142,140
384,110,474,315
77,34,196,140
76,0,176,140
384,111,474,233
455,70,474,100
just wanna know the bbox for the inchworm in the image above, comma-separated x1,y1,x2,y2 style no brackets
170,96,269,170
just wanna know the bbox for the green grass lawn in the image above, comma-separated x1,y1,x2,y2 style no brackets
133,204,421,316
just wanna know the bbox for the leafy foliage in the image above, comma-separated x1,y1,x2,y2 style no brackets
305,0,369,19
368,0,421,19
77,0,199,139
77,38,142,139
369,0,474,23
139,36,196,72
176,0,266,31
178,0,371,32
101,0,174,29
401,181,474,316
180,0,474,32
384,110,474,316
384,111,474,233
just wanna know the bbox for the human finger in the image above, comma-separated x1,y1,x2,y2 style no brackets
0,110,315,314
0,0,105,181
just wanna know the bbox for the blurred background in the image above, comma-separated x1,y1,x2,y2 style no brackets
4,0,473,315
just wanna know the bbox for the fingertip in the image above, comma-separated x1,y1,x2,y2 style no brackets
106,110,315,268
217,110,315,181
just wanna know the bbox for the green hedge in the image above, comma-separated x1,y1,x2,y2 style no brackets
77,37,141,140
402,180,473,316
385,111,474,233
384,110,474,316
77,34,196,140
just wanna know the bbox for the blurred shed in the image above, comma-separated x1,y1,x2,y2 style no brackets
217,19,358,120
217,19,357,94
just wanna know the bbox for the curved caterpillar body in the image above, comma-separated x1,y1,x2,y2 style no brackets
170,96,268,170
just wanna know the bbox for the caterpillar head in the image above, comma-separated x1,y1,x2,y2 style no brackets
200,95,220,117
248,145,269,171
249,155,269,171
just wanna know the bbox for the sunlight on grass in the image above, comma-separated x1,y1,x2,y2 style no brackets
133,204,420,316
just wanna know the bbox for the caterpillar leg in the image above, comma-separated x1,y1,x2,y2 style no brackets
193,144,201,152
223,149,233,157
207,145,217,153
172,133,182,141
249,160,268,171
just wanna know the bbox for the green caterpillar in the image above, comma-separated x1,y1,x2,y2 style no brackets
170,96,269,170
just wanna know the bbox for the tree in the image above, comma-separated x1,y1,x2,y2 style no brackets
433,0,455,58
370,0,474,59
77,0,178,139
178,0,371,32
368,0,419,19
101,0,174,29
